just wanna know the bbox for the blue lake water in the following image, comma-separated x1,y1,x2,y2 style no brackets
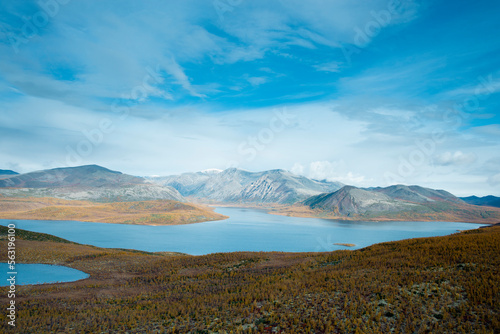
0,263,89,286
0,207,486,255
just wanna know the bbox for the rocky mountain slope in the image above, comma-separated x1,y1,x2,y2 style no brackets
298,184,500,223
303,186,417,215
460,195,500,208
148,168,343,204
0,165,184,202
370,184,465,204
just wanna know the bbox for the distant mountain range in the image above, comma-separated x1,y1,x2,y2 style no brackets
0,165,143,188
0,165,183,202
304,186,415,216
298,185,500,223
0,169,19,179
460,195,500,208
148,168,344,204
371,184,465,204
1,164,498,223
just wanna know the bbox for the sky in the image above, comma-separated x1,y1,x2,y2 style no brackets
0,0,499,196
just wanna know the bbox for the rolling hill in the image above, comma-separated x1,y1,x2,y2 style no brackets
291,185,500,223
460,195,500,208
0,169,18,179
2,223,499,333
0,164,143,188
0,165,184,202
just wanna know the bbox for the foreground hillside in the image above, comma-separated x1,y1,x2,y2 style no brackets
0,197,227,225
0,225,498,333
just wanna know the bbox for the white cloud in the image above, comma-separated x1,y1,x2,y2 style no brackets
290,162,305,175
247,76,269,87
471,125,500,137
1,0,499,199
488,173,500,186
0,0,424,111
162,57,206,98
444,73,500,98
291,160,366,185
314,62,341,73
433,151,477,166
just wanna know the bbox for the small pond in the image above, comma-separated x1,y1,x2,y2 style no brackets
0,263,89,286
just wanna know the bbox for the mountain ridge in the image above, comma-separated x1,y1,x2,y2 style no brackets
0,169,18,175
294,184,500,223
0,169,19,179
0,165,184,202
0,164,141,188
370,184,465,204
2,164,498,223
460,195,500,208
148,168,344,204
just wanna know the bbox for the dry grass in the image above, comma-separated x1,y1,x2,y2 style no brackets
0,197,227,225
0,225,498,333
271,203,500,224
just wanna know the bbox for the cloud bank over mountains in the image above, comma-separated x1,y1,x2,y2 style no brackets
0,0,499,196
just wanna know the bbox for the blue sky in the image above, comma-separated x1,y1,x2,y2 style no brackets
0,0,499,196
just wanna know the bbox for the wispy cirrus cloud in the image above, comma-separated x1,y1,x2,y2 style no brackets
314,62,342,73
291,160,367,185
1,0,500,197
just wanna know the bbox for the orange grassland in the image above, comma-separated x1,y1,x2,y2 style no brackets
0,224,498,333
269,203,500,224
0,197,227,225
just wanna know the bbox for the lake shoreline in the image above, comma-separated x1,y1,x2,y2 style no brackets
1,224,498,333
0,262,90,286
209,203,494,224
0,215,229,226
0,197,228,226
1,207,487,255
268,209,492,224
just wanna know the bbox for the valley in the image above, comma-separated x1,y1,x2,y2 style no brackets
1,165,499,225
0,165,498,333
3,2,499,332
3,207,482,254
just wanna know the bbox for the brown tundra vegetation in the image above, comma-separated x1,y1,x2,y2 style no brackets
0,224,498,333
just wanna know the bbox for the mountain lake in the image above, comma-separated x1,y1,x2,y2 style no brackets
0,207,487,256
